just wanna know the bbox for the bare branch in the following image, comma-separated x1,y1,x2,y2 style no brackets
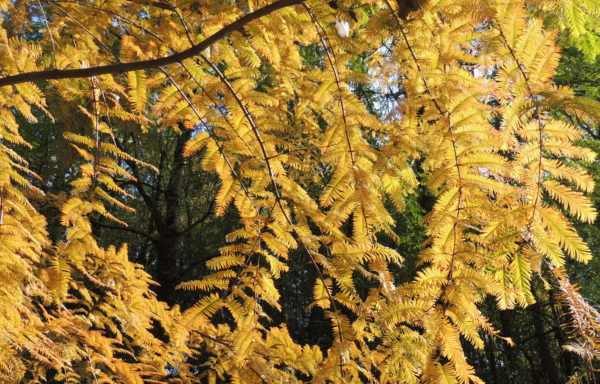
0,0,304,87
91,219,156,242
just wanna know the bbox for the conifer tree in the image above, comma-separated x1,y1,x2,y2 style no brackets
0,0,599,382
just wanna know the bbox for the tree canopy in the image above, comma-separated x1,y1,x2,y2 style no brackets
1,0,600,382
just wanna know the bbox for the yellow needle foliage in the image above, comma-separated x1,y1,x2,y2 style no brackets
0,0,599,382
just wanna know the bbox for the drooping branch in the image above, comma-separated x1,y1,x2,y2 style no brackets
384,0,465,294
0,0,304,87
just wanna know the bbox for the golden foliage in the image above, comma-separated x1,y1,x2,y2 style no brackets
0,0,599,382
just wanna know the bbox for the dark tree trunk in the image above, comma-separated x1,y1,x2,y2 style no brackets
154,127,192,302
528,302,563,384
484,333,501,384
499,310,519,383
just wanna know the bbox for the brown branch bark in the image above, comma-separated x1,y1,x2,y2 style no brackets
0,0,304,87
123,0,175,11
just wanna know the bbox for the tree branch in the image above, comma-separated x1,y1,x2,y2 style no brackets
123,0,175,11
91,219,156,242
0,0,304,87
177,199,215,236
